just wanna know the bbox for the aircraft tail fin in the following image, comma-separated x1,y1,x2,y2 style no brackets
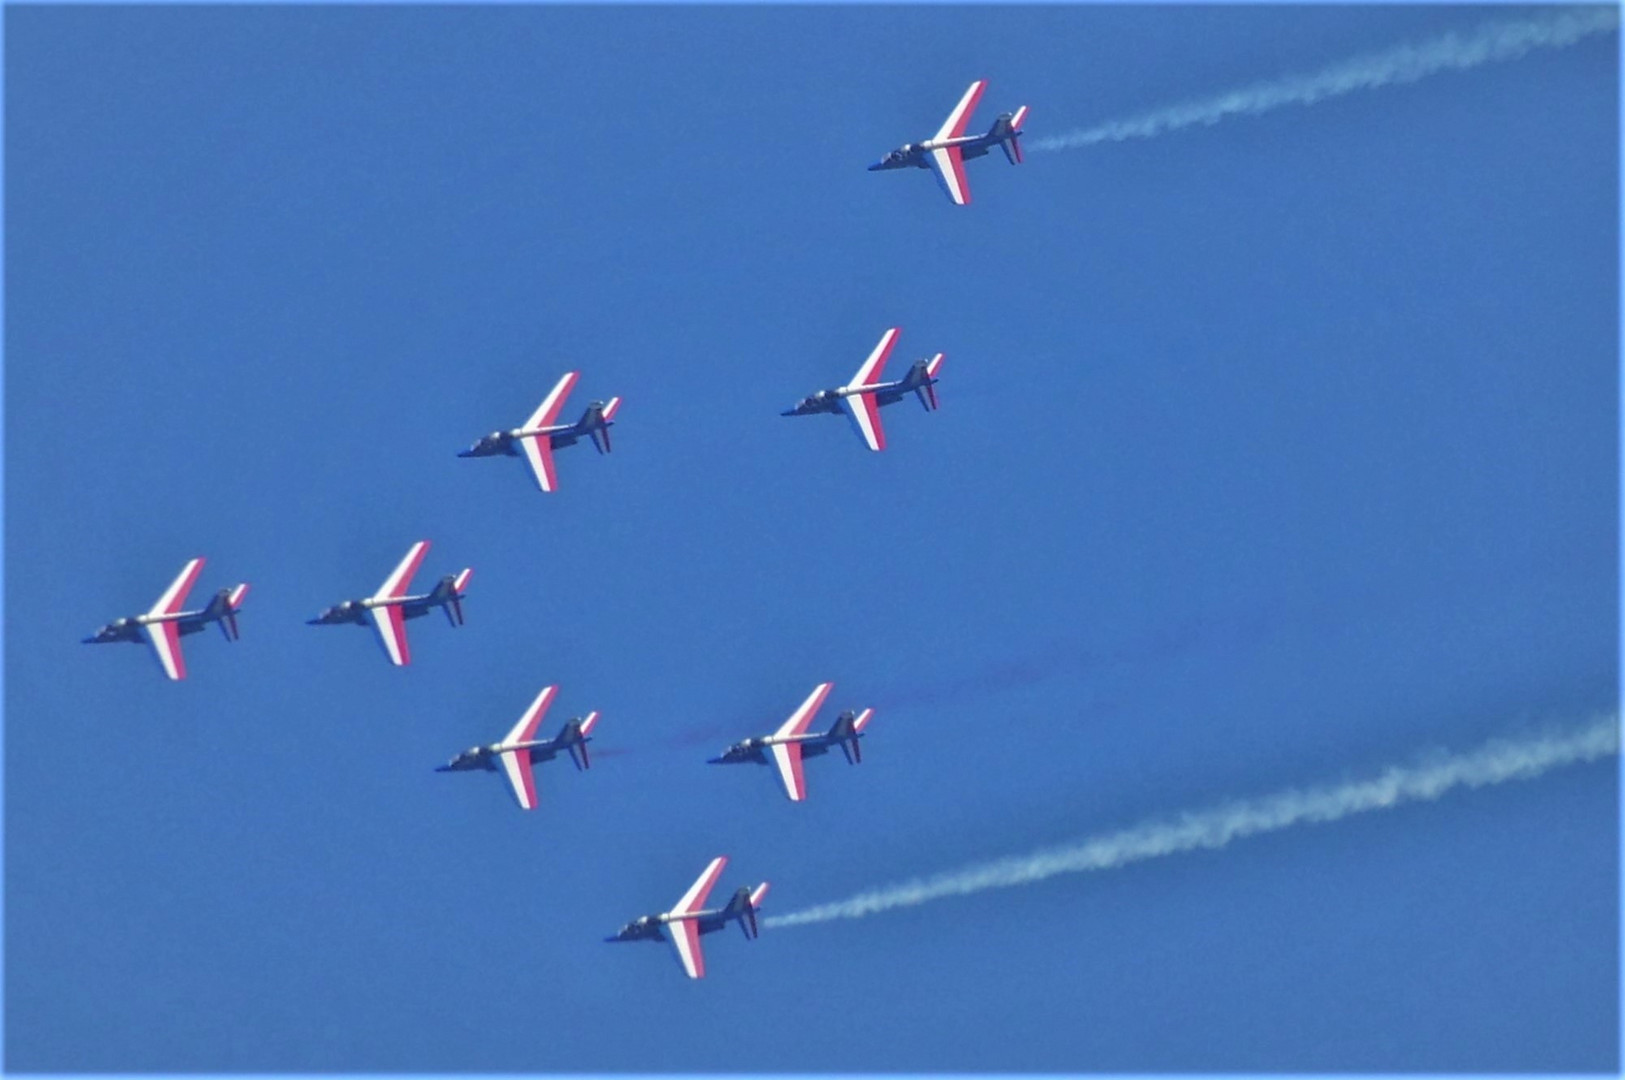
906,353,944,411
580,397,620,454
990,106,1027,164
431,570,472,626
724,884,767,939
205,584,250,641
561,710,599,770
829,707,873,764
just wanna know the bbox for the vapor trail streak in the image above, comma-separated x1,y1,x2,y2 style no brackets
1030,7,1619,152
765,715,1618,928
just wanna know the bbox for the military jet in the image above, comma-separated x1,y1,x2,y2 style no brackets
436,685,600,810
306,540,470,666
82,557,248,680
868,80,1028,205
605,856,770,979
459,371,621,492
782,327,943,451
709,682,873,801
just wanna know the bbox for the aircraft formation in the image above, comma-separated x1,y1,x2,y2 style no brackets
82,81,1025,980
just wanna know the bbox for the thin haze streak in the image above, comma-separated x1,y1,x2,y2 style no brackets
765,715,1619,928
1030,7,1619,152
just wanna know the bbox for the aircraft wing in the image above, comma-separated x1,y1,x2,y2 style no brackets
770,682,833,801
503,685,557,747
498,746,540,810
842,329,899,452
143,621,188,680
366,541,429,666
373,541,429,602
518,434,560,492
524,372,579,431
927,146,972,206
848,327,900,390
142,558,206,680
668,856,728,979
369,605,412,667
148,558,205,619
932,80,987,144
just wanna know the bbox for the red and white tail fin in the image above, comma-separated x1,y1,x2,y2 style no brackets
999,106,1028,165
916,353,945,411
601,397,621,422
451,568,473,595
569,710,599,770
222,583,250,641
851,708,874,733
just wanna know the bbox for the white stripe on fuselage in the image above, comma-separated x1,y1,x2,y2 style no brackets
917,135,981,152
510,422,573,439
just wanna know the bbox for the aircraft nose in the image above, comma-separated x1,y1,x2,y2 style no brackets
867,160,885,171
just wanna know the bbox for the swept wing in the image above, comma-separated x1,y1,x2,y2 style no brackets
143,557,205,680
842,329,900,452
668,855,728,979
769,682,834,801
369,540,429,666
498,685,558,810
519,372,579,492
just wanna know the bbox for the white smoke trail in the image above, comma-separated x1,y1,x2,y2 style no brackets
1031,7,1619,152
765,715,1619,928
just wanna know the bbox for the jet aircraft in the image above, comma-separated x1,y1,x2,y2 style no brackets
436,685,600,810
709,682,873,801
782,327,943,452
605,856,770,979
83,557,249,680
307,540,471,666
868,80,1028,205
459,371,621,492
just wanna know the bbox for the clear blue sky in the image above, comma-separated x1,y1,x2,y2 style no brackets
6,4,1617,1072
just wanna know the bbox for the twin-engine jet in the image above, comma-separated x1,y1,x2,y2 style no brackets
783,327,943,452
460,371,621,492
709,682,873,801
436,684,600,810
869,80,1028,205
82,558,249,680
307,540,471,666
606,856,770,979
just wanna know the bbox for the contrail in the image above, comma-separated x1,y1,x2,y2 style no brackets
765,714,1618,928
1030,7,1619,152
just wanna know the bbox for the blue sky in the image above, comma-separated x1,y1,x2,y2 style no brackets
5,4,1618,1072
